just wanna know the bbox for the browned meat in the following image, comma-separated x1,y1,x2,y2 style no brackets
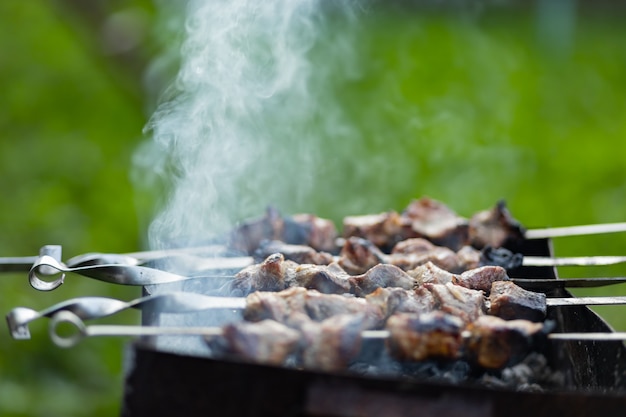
229,207,284,255
303,291,383,327
468,200,525,249
456,245,482,270
342,211,412,250
488,281,547,322
255,240,334,265
299,314,368,371
406,261,457,286
348,264,416,297
401,197,469,251
229,207,338,255
465,315,545,369
217,319,300,365
388,246,462,273
289,213,338,253
231,253,298,295
391,237,437,254
365,287,436,318
291,263,351,294
338,237,387,274
385,312,465,361
244,288,383,329
340,236,464,274
243,287,311,327
427,282,485,323
453,265,509,293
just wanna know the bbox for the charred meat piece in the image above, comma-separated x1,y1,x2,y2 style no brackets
348,264,416,297
288,213,338,253
212,319,300,366
338,237,387,274
407,261,457,286
465,315,546,369
488,281,547,322
342,211,411,250
299,314,368,371
229,207,338,255
291,263,351,294
401,197,469,251
231,253,297,295
456,245,482,270
427,282,485,323
479,246,524,270
453,265,509,293
229,206,285,255
391,237,437,254
386,312,465,361
244,288,383,329
365,287,436,318
388,246,462,273
243,287,311,327
255,240,334,265
304,292,384,328
468,200,525,250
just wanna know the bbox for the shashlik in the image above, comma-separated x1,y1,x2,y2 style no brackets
231,251,510,298
227,197,526,257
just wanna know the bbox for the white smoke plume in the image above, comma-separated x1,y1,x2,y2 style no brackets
137,0,360,251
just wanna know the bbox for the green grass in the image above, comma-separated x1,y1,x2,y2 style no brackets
1,3,625,416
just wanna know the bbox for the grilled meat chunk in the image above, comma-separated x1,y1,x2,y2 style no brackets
244,288,383,329
348,264,416,297
407,261,457,286
215,319,300,366
243,287,310,327
465,315,545,369
229,206,285,255
453,265,509,293
300,314,368,371
365,287,436,318
255,240,334,265
342,211,410,250
488,281,547,322
468,200,525,250
288,213,338,253
401,197,469,251
386,312,465,361
456,245,482,270
427,282,485,323
229,207,338,255
338,237,387,274
231,253,297,295
291,263,351,294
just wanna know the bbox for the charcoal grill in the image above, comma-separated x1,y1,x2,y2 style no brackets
120,237,626,417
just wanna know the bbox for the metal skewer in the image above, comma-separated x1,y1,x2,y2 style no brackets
47,311,626,349
2,219,626,273
525,222,626,239
10,291,626,341
6,292,245,339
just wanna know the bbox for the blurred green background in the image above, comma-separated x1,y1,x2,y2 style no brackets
1,1,625,416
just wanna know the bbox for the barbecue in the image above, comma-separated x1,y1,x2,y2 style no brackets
4,198,626,416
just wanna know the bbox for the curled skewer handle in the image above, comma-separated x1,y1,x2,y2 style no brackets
28,255,195,291
49,311,224,348
6,292,246,339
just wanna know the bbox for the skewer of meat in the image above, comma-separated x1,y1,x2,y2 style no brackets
231,251,509,297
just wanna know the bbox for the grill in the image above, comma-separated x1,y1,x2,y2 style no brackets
119,238,626,417
5,219,626,417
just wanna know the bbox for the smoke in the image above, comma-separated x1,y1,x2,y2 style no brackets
136,0,361,251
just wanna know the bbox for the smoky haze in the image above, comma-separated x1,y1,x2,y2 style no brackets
136,0,360,252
